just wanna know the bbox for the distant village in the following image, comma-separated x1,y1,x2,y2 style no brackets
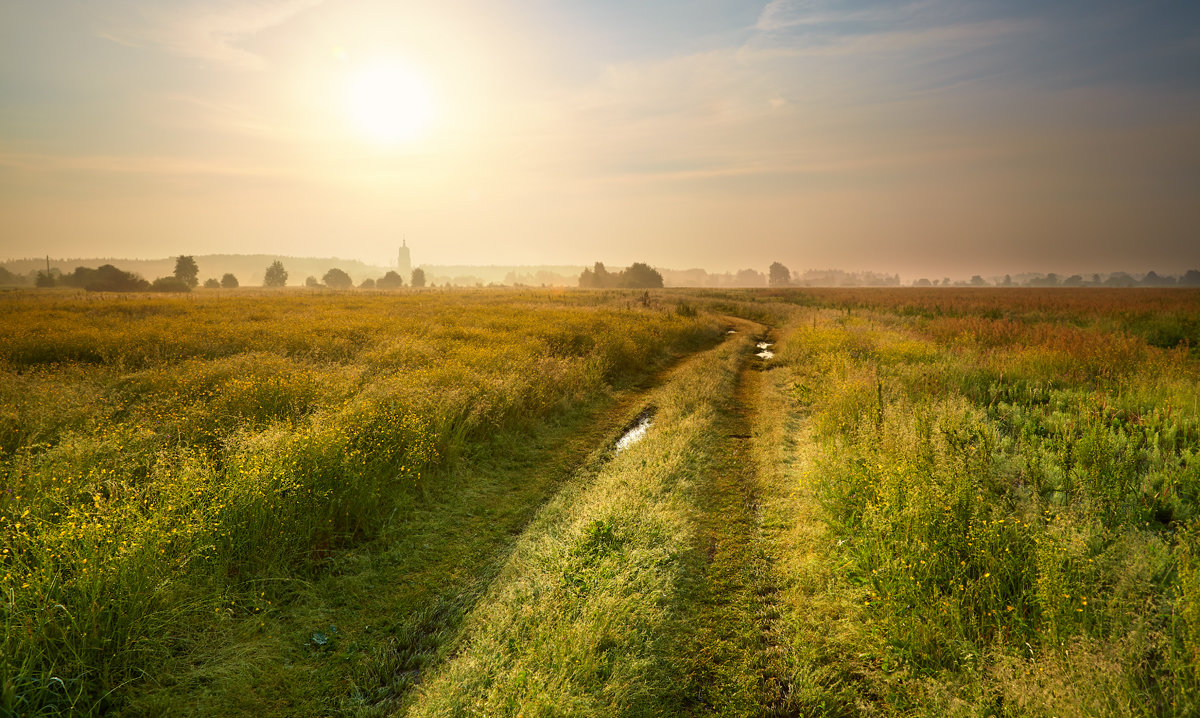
1,246,1198,290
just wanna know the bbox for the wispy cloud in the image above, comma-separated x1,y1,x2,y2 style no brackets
99,0,324,70
751,0,1032,60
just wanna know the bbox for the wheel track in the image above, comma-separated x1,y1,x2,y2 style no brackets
121,333,731,717
673,324,793,716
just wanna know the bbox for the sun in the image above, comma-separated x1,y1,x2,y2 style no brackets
345,61,435,147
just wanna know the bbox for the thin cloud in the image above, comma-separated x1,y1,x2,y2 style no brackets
755,0,942,33
98,0,324,70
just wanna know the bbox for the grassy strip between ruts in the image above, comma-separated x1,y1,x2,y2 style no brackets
387,320,767,716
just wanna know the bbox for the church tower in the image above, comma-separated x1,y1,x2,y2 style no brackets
397,239,412,279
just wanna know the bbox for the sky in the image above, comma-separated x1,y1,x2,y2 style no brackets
1,0,1198,277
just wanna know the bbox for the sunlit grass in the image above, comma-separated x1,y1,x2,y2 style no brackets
0,289,719,714
773,295,1200,714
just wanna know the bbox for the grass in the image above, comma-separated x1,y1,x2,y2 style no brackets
0,289,719,715
121,372,677,716
395,319,772,716
767,294,1200,715
4,286,1199,716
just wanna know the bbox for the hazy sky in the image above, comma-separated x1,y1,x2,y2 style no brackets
2,0,1198,276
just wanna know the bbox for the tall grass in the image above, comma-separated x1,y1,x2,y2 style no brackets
0,290,719,714
777,300,1200,714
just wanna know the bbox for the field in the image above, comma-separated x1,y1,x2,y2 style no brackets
3,287,1200,716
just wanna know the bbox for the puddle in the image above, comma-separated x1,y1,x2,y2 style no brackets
756,341,775,360
615,407,656,453
725,329,738,334
615,418,651,452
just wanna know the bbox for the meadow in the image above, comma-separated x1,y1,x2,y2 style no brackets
3,286,1200,717
0,289,718,714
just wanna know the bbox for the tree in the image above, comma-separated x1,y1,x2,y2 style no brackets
768,262,791,287
970,275,987,286
359,277,376,289
322,268,352,289
411,267,426,288
221,273,239,289
35,270,56,288
621,262,664,288
305,276,321,288
579,262,614,288
263,260,288,287
592,262,613,288
203,278,220,288
174,256,199,288
1182,270,1200,286
735,268,766,287
0,267,26,286
377,271,405,289
1141,271,1174,287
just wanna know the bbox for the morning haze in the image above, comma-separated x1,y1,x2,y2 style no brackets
1,1,1199,274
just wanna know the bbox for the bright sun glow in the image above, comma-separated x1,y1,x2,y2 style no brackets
346,62,435,146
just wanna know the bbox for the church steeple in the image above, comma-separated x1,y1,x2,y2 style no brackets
397,240,412,278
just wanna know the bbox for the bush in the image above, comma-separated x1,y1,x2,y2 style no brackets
68,265,150,292
150,276,191,293
203,278,220,289
221,273,239,289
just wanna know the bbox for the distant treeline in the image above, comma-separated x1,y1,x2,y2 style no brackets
4,257,1199,289
20,264,194,293
11,258,431,292
0,254,390,288
664,266,902,288
578,262,664,289
914,270,1200,288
